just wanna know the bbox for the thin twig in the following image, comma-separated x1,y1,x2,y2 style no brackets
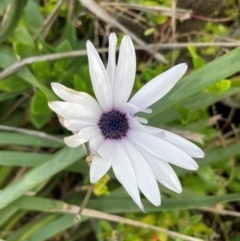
79,0,168,64
55,206,204,241
0,4,11,29
0,125,64,144
101,2,192,20
67,0,75,21
1,41,240,81
171,0,177,66
192,14,235,23
197,205,240,218
36,0,65,39
75,184,94,221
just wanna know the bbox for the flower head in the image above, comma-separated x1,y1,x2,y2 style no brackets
49,33,204,211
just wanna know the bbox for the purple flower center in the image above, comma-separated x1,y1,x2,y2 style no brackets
98,110,129,139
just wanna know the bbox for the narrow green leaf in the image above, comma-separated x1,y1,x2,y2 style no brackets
7,214,58,241
147,47,240,124
25,0,44,34
0,132,63,147
10,193,240,214
26,215,87,241
0,206,18,227
0,150,88,174
31,90,52,115
0,0,27,43
0,147,85,209
87,193,240,213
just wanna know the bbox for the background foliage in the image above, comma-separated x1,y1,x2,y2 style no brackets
0,0,240,240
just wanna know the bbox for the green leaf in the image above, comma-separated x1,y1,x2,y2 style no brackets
30,90,52,128
0,48,56,101
0,0,9,15
204,79,231,94
0,0,27,43
30,112,52,129
0,76,30,92
144,28,155,36
0,92,20,102
87,193,240,213
182,87,240,111
14,42,38,58
10,193,240,214
25,0,44,34
7,214,58,241
0,206,18,227
31,90,51,115
54,40,72,70
62,22,77,48
188,45,205,70
176,142,240,176
147,47,240,124
21,214,87,241
175,105,191,124
0,131,63,147
0,150,88,174
10,22,34,46
0,146,85,210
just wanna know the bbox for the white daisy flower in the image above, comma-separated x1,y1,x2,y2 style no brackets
48,33,204,211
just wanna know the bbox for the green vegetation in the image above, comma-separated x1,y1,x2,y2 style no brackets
0,0,240,240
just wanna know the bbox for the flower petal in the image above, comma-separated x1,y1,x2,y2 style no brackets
87,41,113,111
89,134,105,155
130,64,188,109
113,35,136,107
112,141,144,211
51,82,102,115
122,139,160,206
120,102,152,114
145,126,204,158
63,119,97,131
128,130,199,170
48,101,98,121
132,143,182,193
106,33,117,87
64,126,100,147
90,140,114,183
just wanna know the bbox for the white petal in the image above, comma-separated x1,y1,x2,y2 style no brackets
90,140,114,183
48,101,98,121
130,64,188,109
64,126,100,147
132,143,182,193
106,33,117,87
112,141,144,211
87,41,113,111
89,134,105,156
51,82,102,115
113,35,136,107
119,102,152,114
122,139,160,206
145,126,204,158
63,119,97,131
128,130,199,170
128,119,149,132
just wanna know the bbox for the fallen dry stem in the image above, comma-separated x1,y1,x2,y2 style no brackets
79,0,167,63
0,125,64,144
1,42,240,81
101,2,192,20
57,204,204,241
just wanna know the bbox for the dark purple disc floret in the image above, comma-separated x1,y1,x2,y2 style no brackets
98,110,129,139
